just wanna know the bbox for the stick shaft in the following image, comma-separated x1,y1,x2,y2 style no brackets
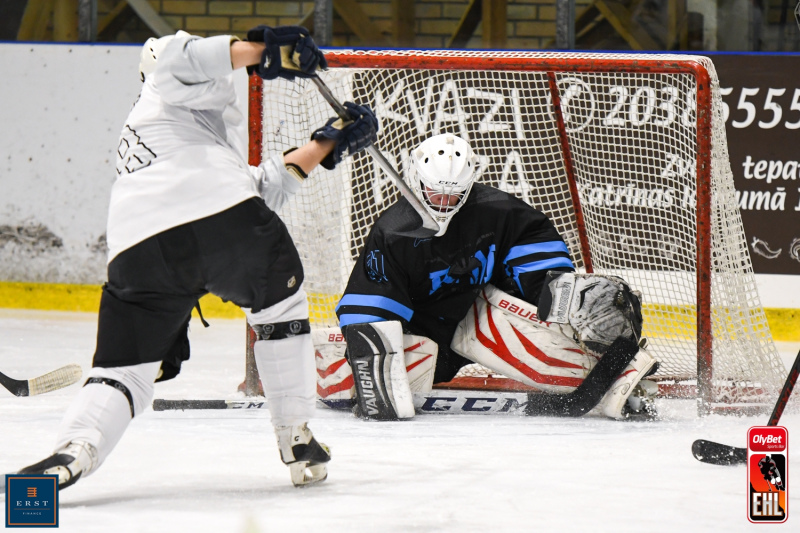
310,77,439,233
767,347,800,426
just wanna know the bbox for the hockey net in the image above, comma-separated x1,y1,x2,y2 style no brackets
249,50,787,413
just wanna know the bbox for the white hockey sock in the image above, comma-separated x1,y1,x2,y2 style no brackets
253,334,316,427
54,362,160,472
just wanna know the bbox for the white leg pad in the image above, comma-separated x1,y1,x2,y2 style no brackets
254,334,317,427
54,361,160,471
378,321,415,419
313,328,438,403
597,347,657,419
245,286,316,427
451,285,596,394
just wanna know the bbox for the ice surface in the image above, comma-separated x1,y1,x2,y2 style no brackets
1,309,798,532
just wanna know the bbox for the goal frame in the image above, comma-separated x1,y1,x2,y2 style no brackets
244,51,727,414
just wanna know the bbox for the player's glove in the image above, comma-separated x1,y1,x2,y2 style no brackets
311,102,379,170
246,25,327,81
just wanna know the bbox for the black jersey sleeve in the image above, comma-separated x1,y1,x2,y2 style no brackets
495,204,575,303
336,227,415,329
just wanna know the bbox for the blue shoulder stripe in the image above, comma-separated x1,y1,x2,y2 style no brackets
509,256,575,296
504,241,570,263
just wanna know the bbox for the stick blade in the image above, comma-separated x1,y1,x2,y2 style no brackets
27,364,83,396
691,439,747,465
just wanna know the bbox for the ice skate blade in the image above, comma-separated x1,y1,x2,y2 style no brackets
288,462,328,487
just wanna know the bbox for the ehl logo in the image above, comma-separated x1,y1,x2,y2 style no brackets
748,426,788,523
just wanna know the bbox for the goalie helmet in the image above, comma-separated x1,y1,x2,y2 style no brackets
409,134,478,237
138,31,190,82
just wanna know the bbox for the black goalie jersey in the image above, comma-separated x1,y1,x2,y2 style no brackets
336,184,575,339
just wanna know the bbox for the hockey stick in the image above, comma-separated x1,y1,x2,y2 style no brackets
523,336,640,416
154,392,534,415
310,76,440,238
691,347,800,466
0,364,83,397
154,337,640,416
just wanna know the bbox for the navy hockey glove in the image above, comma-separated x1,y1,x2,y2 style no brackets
246,25,327,81
312,102,378,170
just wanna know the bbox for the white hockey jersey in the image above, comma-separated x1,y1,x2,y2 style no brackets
107,33,298,262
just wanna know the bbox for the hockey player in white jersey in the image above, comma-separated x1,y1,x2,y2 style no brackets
332,134,658,421
13,27,378,489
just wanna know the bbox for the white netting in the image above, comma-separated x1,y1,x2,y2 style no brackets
257,50,786,407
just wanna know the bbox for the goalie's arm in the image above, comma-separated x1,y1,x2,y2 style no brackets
496,205,575,303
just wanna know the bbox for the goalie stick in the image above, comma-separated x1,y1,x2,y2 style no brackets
154,392,540,416
310,76,439,238
154,337,640,416
692,347,800,466
0,364,83,397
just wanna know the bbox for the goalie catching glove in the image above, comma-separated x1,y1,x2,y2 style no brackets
311,102,379,170
246,25,327,80
537,271,643,357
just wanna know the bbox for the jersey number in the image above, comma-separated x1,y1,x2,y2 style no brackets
116,125,156,175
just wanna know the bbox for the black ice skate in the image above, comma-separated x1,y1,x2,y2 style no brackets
17,441,98,490
274,423,331,487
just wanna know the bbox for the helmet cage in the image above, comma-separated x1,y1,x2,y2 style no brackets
409,134,478,236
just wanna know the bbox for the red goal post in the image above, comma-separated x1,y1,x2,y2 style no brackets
245,50,786,414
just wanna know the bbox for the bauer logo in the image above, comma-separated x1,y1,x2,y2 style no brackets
747,426,788,523
5,474,59,527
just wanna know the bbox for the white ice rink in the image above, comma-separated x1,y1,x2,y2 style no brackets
1,308,798,532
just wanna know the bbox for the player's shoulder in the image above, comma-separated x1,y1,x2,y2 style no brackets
370,200,417,241
466,183,531,210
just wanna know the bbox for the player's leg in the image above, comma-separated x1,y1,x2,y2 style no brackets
17,234,199,489
244,291,330,486
199,199,329,485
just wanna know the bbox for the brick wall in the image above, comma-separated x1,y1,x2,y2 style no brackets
98,0,589,49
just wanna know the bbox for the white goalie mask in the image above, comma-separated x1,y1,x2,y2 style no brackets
139,31,189,82
409,134,478,237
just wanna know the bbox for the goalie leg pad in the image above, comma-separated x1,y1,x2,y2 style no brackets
451,285,595,394
344,321,415,420
314,327,438,408
524,336,640,417
598,346,658,419
313,327,356,406
537,272,643,356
